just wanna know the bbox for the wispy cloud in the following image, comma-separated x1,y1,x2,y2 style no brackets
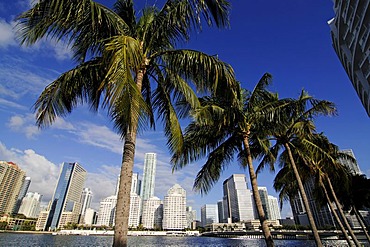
0,55,56,102
0,98,27,110
0,19,16,48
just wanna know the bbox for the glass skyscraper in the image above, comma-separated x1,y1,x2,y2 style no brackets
140,153,157,201
45,162,86,230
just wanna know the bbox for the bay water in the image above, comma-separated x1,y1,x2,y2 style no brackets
0,233,353,246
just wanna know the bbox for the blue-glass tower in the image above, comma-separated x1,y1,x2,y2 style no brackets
45,162,86,230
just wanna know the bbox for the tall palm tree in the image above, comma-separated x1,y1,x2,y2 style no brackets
306,134,361,246
172,73,292,247
257,91,336,247
273,136,358,247
17,0,236,246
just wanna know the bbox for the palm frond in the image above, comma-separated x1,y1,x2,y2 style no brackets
17,0,130,62
193,134,241,194
34,58,105,127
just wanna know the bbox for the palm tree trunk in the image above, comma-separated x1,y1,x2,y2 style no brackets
284,143,322,247
353,206,370,243
243,134,274,247
319,179,354,247
113,66,146,247
325,176,362,247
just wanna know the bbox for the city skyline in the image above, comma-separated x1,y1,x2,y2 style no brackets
0,0,369,220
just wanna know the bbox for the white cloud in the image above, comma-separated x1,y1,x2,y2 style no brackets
0,19,16,48
7,114,40,138
0,142,59,203
0,141,121,211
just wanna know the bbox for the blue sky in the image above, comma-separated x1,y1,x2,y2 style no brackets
0,1,369,219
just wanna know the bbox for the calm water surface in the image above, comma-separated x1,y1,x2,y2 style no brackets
0,233,354,247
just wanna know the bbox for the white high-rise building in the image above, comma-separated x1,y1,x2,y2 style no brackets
128,194,141,228
142,196,163,229
268,195,281,220
18,192,42,218
79,188,93,224
140,153,157,201
97,195,117,226
0,161,26,214
223,174,255,223
162,184,187,230
201,204,219,227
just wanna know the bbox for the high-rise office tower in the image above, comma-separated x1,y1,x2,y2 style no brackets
97,195,117,226
44,162,86,230
14,176,31,214
328,0,370,116
0,161,26,214
339,149,362,175
18,192,42,218
268,195,281,220
142,196,163,229
162,184,187,230
258,187,272,220
223,174,255,223
79,188,93,224
140,153,157,201
201,204,219,227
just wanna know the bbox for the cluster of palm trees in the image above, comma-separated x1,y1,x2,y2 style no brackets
16,0,369,247
171,72,368,247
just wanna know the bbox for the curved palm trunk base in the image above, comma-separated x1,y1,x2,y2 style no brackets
243,136,274,247
284,143,322,247
319,180,354,247
326,177,362,247
353,207,370,244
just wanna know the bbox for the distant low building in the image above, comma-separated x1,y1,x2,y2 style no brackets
245,219,281,231
204,222,245,232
